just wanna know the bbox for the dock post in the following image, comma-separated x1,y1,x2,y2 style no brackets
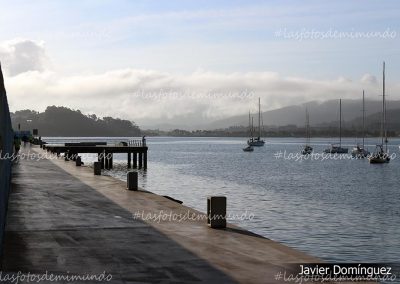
100,151,105,169
109,154,113,169
138,152,143,169
127,171,138,191
105,152,109,170
133,152,137,168
94,162,101,175
207,196,227,229
144,152,147,169
76,156,82,166
127,153,131,168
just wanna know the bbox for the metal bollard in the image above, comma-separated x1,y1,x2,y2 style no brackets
93,162,101,175
207,196,226,228
76,156,82,166
127,171,138,191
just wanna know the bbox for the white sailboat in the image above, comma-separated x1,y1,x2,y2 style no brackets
369,61,390,164
243,112,254,152
301,107,313,155
247,98,265,146
351,90,370,158
324,99,348,154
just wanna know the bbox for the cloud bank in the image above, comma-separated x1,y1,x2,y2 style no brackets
0,39,48,76
1,39,398,129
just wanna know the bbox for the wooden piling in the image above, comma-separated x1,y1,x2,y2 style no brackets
144,152,147,169
139,152,143,169
127,152,131,168
105,152,109,170
99,152,105,169
133,152,137,168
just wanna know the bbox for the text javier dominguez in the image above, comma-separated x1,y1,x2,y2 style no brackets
280,263,400,282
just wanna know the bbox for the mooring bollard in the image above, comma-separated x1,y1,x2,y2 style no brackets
207,196,227,228
75,156,82,166
93,162,101,175
127,171,138,191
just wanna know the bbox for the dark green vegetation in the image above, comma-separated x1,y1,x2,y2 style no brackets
11,106,141,137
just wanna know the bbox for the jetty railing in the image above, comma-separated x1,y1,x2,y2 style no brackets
128,139,145,147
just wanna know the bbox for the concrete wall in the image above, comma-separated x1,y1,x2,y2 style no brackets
0,63,13,255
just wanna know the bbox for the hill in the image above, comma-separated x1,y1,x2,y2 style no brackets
206,99,400,129
11,106,141,137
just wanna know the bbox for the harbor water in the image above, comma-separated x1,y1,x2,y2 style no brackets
43,136,400,263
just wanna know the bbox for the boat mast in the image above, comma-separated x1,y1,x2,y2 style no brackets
383,61,388,152
251,117,254,139
305,107,310,145
248,111,252,138
258,97,261,139
362,90,365,149
339,99,342,147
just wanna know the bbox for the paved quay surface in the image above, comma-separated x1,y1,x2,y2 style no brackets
1,145,319,283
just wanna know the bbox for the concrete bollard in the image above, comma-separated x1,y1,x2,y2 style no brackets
93,162,101,175
76,156,82,166
127,171,138,191
207,196,226,228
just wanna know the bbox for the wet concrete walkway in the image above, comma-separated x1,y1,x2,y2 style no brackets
1,146,318,283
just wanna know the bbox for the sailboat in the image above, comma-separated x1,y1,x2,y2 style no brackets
247,98,265,146
324,99,348,154
243,112,254,152
301,107,313,155
351,90,370,158
369,61,390,164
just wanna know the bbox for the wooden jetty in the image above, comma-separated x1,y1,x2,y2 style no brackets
43,140,148,169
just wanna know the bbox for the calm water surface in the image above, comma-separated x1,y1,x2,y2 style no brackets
43,136,400,262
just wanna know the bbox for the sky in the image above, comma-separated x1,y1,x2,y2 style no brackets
0,0,399,129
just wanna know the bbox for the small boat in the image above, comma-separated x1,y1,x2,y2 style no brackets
369,145,390,163
324,143,349,154
324,99,348,154
247,98,265,147
369,62,390,164
247,137,265,147
352,90,370,158
302,145,313,155
352,144,370,158
301,107,313,155
243,146,254,152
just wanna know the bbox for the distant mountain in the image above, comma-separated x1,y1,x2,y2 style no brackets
144,108,400,137
346,108,400,132
206,99,400,129
11,106,141,137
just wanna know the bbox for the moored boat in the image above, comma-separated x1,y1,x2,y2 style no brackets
247,98,265,146
301,107,313,155
369,62,390,164
352,90,370,158
324,99,348,154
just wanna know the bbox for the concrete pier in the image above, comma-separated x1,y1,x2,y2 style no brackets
1,146,319,283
